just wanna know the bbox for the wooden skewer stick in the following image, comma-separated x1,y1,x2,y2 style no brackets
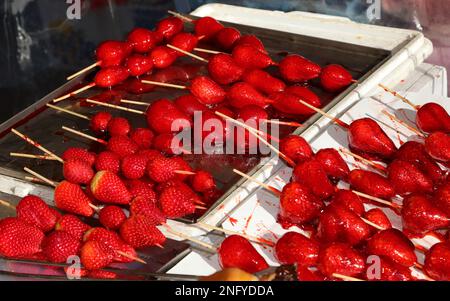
216,111,295,167
66,61,101,81
197,222,275,246
164,226,218,252
10,152,58,161
62,126,107,145
194,47,222,54
115,250,147,264
232,169,281,196
378,84,420,110
261,119,302,127
295,100,350,129
85,99,145,115
167,44,209,63
53,82,96,103
120,99,149,106
46,103,91,120
25,176,51,184
332,273,364,281
338,147,387,173
167,10,193,22
195,205,208,210
381,110,425,137
360,217,385,231
11,129,64,163
0,200,16,210
174,170,196,175
352,190,401,209
23,167,57,188
141,80,188,90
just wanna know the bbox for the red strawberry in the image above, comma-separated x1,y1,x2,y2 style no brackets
170,32,198,55
150,46,177,69
54,181,94,216
215,27,241,50
94,66,129,88
242,69,285,95
235,35,266,53
279,135,313,164
363,208,392,231
275,232,319,266
95,151,120,173
90,111,112,134
80,240,114,270
55,215,90,241
121,154,148,180
146,99,191,134
130,128,154,149
130,197,166,225
207,53,244,85
279,54,321,82
126,179,157,204
395,141,445,184
138,149,164,164
174,94,208,116
425,131,450,162
387,159,433,196
147,156,184,183
98,206,127,230
87,270,118,279
424,241,450,280
320,64,353,92
329,189,365,216
191,170,216,193
366,229,416,267
107,135,139,158
371,257,414,281
159,184,199,218
317,242,365,278
16,195,57,232
90,171,132,205
218,235,269,273
237,105,268,124
0,217,44,258
348,169,395,199
125,77,155,94
401,194,449,234
292,159,336,200
156,16,184,40
152,133,187,155
190,76,226,105
297,266,327,281
42,231,81,263
271,89,321,116
279,182,324,225
348,118,397,160
120,215,166,248
63,158,94,185
107,117,131,137
416,102,450,134
435,182,450,216
228,82,272,109
125,54,153,77
96,40,128,67
62,147,96,166
127,28,160,53
194,16,224,40
315,148,350,182
232,44,275,69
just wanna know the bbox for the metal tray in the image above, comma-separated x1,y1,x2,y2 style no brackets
0,16,392,226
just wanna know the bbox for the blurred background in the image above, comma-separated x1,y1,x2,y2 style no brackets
0,0,448,122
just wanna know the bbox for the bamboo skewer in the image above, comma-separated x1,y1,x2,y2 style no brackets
46,104,91,120
66,61,101,81
61,126,108,145
164,226,218,252
338,147,387,173
0,200,16,210
167,44,209,63
141,80,188,90
381,110,425,137
194,47,222,54
197,222,275,246
120,99,150,106
378,84,420,110
167,10,193,22
352,190,401,209
53,83,96,103
10,152,59,161
11,129,64,163
85,99,145,115
232,169,281,196
23,167,57,188
295,100,349,129
332,273,364,281
261,120,302,127
115,251,147,264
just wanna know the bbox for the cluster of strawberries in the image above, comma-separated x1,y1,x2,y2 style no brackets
214,102,450,281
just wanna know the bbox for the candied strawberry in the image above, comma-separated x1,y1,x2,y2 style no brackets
318,243,365,278
275,232,319,266
292,159,336,200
